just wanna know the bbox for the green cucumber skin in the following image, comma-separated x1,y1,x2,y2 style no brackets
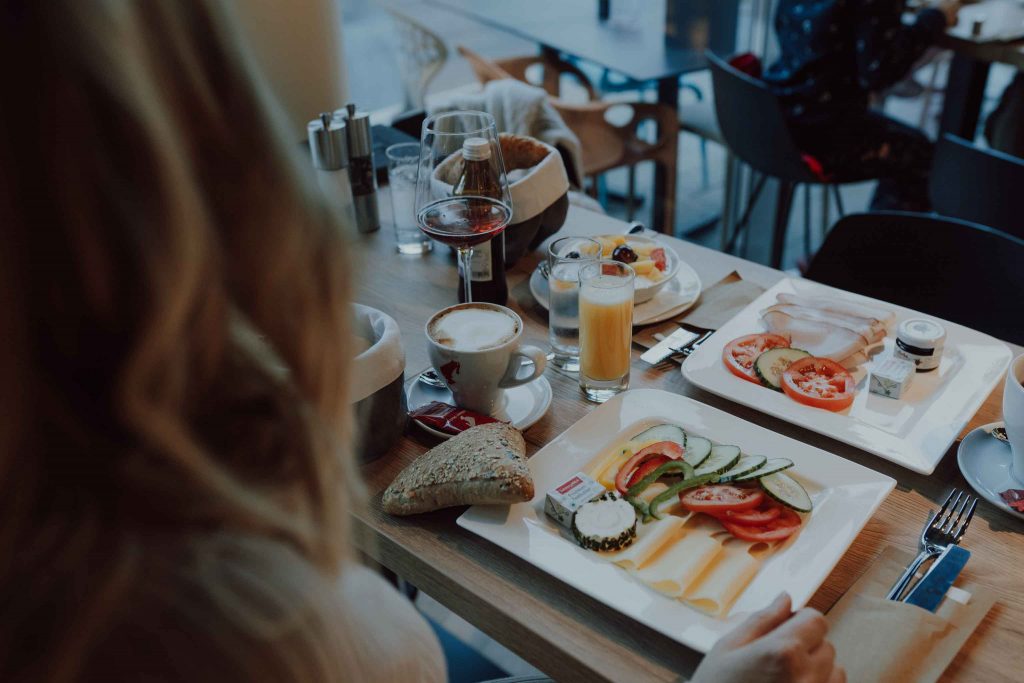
625,460,695,499
718,454,768,483
694,445,741,477
649,474,719,519
760,472,813,512
754,348,811,390
732,458,795,482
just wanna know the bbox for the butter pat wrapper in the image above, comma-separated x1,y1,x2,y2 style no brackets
869,357,914,399
545,472,606,529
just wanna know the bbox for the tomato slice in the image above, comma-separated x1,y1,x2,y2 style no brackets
720,507,802,542
722,334,790,384
650,247,667,271
626,455,670,488
781,356,856,412
710,503,782,526
615,441,684,493
679,485,764,513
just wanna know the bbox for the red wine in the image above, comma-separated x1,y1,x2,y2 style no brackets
417,196,510,248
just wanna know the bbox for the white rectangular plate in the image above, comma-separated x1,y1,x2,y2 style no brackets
683,278,1012,475
457,389,895,653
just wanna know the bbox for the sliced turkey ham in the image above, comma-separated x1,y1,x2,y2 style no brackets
762,310,868,361
775,293,895,327
761,304,886,344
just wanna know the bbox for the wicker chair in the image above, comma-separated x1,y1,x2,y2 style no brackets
458,46,678,232
383,5,448,112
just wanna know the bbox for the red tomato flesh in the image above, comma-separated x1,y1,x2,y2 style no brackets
679,485,764,513
719,507,802,542
722,334,790,384
781,356,856,412
626,455,670,488
710,503,782,526
615,441,684,493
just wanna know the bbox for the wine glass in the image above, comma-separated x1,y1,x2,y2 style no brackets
415,111,513,303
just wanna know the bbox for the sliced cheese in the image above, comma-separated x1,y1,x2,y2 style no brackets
632,517,723,597
603,514,687,570
586,446,633,489
683,537,772,616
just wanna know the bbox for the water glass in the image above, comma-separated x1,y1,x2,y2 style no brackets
547,236,601,372
386,142,431,254
578,260,635,403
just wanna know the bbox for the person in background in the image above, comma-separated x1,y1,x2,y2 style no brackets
764,0,962,211
0,2,841,682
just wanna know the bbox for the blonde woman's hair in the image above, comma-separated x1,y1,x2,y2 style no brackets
0,2,362,680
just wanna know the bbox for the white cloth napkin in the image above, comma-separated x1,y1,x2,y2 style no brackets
350,304,405,404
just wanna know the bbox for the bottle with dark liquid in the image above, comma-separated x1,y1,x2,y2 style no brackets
452,138,508,305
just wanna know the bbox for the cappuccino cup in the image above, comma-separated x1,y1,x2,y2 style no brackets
1004,353,1024,484
426,303,547,416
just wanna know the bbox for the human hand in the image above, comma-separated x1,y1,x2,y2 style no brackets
690,593,844,683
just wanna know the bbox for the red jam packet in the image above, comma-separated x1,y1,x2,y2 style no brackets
409,401,502,435
999,489,1024,512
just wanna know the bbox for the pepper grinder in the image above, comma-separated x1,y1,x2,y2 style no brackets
307,112,358,229
342,103,380,233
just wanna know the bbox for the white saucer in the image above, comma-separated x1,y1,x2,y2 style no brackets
405,371,553,440
957,421,1024,522
529,260,701,327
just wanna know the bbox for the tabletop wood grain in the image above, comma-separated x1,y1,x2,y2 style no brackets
353,196,1024,683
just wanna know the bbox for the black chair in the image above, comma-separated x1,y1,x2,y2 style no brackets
707,52,879,268
930,133,1024,240
804,212,1024,345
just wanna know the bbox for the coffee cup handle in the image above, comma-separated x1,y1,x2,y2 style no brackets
499,345,547,388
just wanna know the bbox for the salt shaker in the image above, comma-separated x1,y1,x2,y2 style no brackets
342,103,381,233
307,112,358,229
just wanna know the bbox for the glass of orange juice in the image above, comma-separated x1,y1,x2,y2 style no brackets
578,260,635,402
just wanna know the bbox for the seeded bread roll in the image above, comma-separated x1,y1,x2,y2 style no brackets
382,423,533,515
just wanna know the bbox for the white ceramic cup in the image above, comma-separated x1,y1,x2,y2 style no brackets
426,303,547,416
1004,353,1024,483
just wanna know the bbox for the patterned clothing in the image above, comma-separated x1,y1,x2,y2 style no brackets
764,0,946,124
764,0,947,210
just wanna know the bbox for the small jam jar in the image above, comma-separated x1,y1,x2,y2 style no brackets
894,318,946,372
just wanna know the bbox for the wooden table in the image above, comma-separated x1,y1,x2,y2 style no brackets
426,0,740,235
354,198,1024,682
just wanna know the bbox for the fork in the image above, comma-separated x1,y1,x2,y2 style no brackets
886,488,978,601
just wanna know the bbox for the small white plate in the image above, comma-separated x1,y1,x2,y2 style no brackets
683,278,1013,475
529,260,702,327
957,422,1024,522
405,371,552,439
457,388,895,653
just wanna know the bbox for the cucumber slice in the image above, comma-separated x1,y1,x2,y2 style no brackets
754,348,811,390
681,436,712,468
717,454,768,483
732,457,794,482
694,445,742,477
760,472,812,512
629,424,686,448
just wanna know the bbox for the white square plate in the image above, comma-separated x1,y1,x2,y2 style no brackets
457,389,895,653
683,278,1012,475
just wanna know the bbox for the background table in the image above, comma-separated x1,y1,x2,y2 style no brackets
354,195,1024,682
427,0,740,235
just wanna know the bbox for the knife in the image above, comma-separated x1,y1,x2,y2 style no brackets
902,545,971,612
640,327,702,365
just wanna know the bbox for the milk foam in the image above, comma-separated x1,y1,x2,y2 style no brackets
430,307,518,351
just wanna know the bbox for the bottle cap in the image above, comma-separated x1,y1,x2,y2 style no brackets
462,137,491,161
897,318,946,348
307,113,349,170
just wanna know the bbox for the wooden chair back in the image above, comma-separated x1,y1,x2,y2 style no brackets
383,5,448,112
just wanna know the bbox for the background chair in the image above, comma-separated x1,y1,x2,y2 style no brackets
930,133,1024,239
383,4,448,112
458,46,678,231
804,212,1024,345
707,52,882,268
